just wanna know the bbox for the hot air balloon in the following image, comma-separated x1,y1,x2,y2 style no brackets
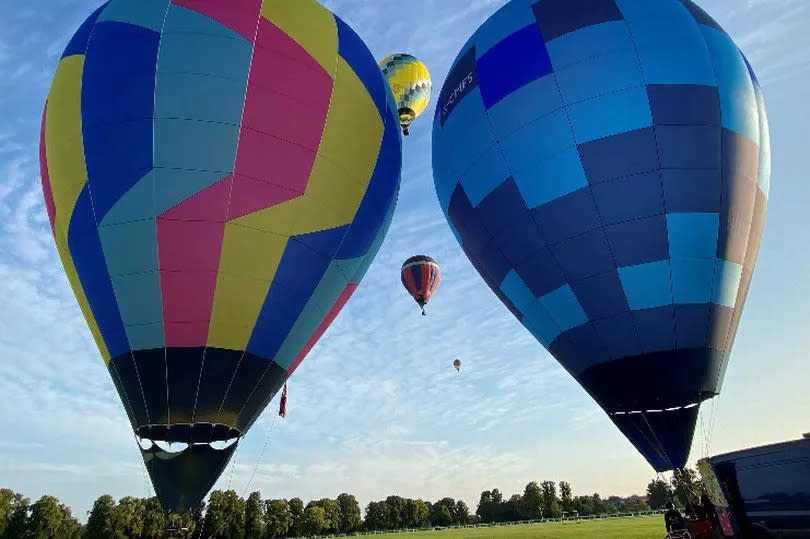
453,359,462,371
40,0,402,513
401,255,441,315
433,0,769,472
379,54,432,135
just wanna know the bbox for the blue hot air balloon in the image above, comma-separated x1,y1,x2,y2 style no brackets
432,0,769,471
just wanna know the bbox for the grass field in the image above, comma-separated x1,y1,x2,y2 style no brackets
371,515,666,538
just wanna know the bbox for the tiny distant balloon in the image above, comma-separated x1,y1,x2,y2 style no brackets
379,53,432,135
401,255,441,315
453,359,462,371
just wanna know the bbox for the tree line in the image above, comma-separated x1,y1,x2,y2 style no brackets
1,468,703,538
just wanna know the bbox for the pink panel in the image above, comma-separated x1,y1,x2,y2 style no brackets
250,21,333,109
171,0,262,42
157,219,225,271
241,83,328,151
160,176,231,222
164,321,211,348
287,283,357,375
160,270,218,347
39,105,56,232
227,174,302,220
233,128,316,192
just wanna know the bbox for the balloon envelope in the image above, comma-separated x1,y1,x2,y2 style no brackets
401,255,441,314
41,0,402,511
379,54,432,134
432,0,769,471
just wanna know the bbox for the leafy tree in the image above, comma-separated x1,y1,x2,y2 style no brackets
559,482,573,513
27,495,81,539
430,498,456,526
263,499,291,538
303,506,326,536
336,493,361,533
540,481,562,518
244,492,264,539
402,499,429,529
383,496,406,529
202,490,246,539
453,500,470,525
2,492,30,539
590,493,606,515
647,478,674,509
288,498,304,537
307,499,340,534
0,489,28,538
84,495,115,539
109,496,144,538
624,495,650,512
520,482,542,519
166,511,195,539
572,495,594,516
364,501,390,531
503,495,522,522
140,497,165,538
673,468,703,508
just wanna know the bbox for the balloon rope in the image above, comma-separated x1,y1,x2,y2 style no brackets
243,409,280,497
641,412,676,472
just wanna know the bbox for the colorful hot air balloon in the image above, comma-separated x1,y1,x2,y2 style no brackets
379,54,432,135
433,0,769,472
40,0,402,512
401,255,441,315
453,359,462,371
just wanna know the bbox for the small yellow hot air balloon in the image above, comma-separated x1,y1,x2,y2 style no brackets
379,53,431,136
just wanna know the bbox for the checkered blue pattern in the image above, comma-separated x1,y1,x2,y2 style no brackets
433,0,769,470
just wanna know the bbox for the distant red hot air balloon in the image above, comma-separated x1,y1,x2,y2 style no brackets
401,255,441,315
453,359,461,372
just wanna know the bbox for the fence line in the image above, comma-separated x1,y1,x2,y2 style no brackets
289,509,667,538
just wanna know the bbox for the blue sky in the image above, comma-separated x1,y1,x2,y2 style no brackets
1,0,808,520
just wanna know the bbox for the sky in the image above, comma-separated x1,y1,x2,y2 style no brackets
0,0,808,522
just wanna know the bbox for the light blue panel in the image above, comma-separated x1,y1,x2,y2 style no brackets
546,21,634,70
334,256,366,283
755,88,771,197
500,109,573,171
616,0,716,85
487,74,563,137
100,169,155,226
460,148,511,207
667,213,719,259
713,259,743,307
567,86,652,144
154,71,248,125
124,322,165,351
163,3,247,40
556,50,643,104
153,168,228,215
515,146,587,207
157,30,252,80
670,257,714,304
539,284,588,332
111,272,163,326
98,219,158,276
474,0,537,57
522,300,562,348
619,260,673,310
273,262,348,369
98,0,169,33
442,88,495,172
153,118,239,172
701,27,759,142
500,269,536,313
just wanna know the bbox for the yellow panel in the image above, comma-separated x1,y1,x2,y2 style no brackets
217,223,288,281
261,0,338,77
45,56,88,236
315,57,383,191
207,272,272,350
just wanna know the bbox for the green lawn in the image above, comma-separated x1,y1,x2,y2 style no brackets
370,515,666,538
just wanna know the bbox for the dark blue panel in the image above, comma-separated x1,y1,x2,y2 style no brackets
474,236,513,287
721,129,759,220
571,270,629,320
274,238,332,294
336,112,401,259
62,3,106,58
490,210,544,266
633,305,676,353
611,406,699,471
237,360,286,432
549,323,610,374
515,246,566,298
662,169,721,213
578,127,659,184
550,228,614,281
194,348,242,423
674,303,710,348
297,224,348,259
591,171,664,226
448,184,493,256
109,354,148,427
708,304,733,351
533,0,623,42
531,187,600,243
166,348,204,423
606,214,669,267
476,24,552,108
656,125,721,169
438,47,479,126
335,16,388,120
647,84,721,126
248,282,309,359
220,353,270,427
132,348,168,425
474,177,532,237
717,216,750,265
592,312,642,360
81,22,159,126
68,186,129,357
680,0,725,32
